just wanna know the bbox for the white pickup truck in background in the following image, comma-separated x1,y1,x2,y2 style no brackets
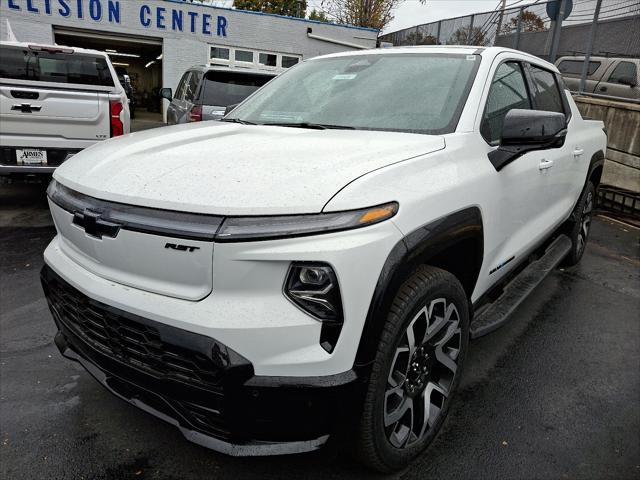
0,41,130,177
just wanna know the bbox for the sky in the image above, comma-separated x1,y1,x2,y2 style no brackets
382,0,503,34
203,0,525,34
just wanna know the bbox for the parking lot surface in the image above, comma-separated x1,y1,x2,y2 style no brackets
1,181,639,480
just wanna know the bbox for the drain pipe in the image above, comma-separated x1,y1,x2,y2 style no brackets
306,27,369,50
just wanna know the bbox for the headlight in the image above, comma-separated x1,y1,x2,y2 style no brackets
284,262,343,353
216,202,398,242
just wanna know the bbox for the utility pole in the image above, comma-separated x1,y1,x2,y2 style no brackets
548,0,568,63
497,0,507,37
579,0,602,93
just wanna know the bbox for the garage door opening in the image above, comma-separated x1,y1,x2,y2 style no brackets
54,29,164,132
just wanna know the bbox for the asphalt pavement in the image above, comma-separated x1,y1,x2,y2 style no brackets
1,181,639,480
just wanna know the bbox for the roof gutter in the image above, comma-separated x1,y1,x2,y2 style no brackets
306,27,370,50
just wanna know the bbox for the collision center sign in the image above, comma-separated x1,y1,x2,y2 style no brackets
2,0,229,37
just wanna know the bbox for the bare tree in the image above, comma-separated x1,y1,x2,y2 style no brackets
320,0,423,31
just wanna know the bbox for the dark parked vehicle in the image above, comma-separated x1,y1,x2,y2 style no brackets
555,56,639,102
115,66,135,119
161,66,276,124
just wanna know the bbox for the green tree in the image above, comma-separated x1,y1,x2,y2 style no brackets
308,8,331,22
500,10,545,34
233,0,307,18
448,26,490,46
404,30,437,45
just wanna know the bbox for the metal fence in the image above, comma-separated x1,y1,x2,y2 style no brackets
380,0,639,97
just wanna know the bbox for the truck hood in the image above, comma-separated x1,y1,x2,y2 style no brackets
54,121,445,215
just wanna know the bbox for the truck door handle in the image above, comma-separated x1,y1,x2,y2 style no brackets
573,148,584,158
539,159,554,170
11,103,42,113
599,86,607,92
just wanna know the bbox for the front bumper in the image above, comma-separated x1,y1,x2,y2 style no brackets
42,265,362,455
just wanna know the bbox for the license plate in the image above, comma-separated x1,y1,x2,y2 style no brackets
16,149,47,166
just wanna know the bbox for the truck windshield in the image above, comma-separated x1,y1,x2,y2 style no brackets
0,46,114,87
200,71,274,107
226,53,481,134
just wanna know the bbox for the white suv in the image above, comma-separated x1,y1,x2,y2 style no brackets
41,46,606,472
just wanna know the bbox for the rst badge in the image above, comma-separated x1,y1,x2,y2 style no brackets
165,243,200,252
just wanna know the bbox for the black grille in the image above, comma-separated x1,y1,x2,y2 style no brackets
42,270,228,391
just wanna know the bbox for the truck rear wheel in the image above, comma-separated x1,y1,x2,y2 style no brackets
356,266,469,472
563,181,595,267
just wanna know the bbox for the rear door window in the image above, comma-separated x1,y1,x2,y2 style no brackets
557,59,601,77
528,65,565,114
481,61,532,144
184,72,202,103
200,71,274,107
174,72,191,100
608,61,637,84
0,46,114,86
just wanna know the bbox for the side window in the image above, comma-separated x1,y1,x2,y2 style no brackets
608,61,637,84
481,62,532,145
175,72,191,100
184,72,202,102
557,60,600,77
528,65,565,114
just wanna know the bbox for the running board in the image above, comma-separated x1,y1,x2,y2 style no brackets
470,235,572,339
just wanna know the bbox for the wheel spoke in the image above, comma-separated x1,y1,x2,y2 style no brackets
423,299,454,343
388,346,409,387
418,382,446,437
406,321,417,357
435,340,458,375
384,393,412,427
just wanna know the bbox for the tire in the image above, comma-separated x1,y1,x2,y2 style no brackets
563,181,595,267
356,265,470,473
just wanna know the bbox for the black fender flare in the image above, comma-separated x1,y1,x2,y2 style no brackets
568,150,605,222
354,207,484,368
588,150,605,185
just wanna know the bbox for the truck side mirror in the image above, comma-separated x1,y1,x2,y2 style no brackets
160,88,173,101
488,109,567,171
224,103,239,116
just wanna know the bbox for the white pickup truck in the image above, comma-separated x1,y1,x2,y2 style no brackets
0,41,130,177
41,46,606,472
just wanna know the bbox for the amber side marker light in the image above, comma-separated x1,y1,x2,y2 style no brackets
358,203,399,225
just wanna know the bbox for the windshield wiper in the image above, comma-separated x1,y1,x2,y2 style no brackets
220,118,256,125
261,122,356,130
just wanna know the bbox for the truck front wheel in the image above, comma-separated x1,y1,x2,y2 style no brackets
356,265,469,472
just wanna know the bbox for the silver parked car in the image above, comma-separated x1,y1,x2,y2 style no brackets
555,56,639,101
161,66,276,124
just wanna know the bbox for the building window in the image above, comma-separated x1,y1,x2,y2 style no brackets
235,50,253,63
282,56,299,68
259,53,277,67
211,47,230,60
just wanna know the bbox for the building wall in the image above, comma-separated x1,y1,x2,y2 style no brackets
1,0,378,117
